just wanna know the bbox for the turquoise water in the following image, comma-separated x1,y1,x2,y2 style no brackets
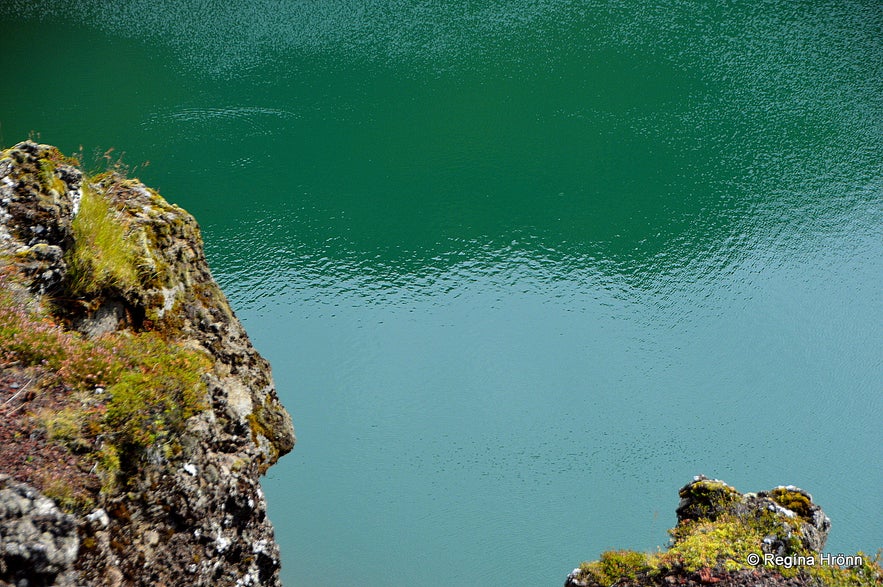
2,1,881,584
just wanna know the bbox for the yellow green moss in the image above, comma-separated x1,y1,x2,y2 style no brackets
806,551,883,587
573,512,881,586
41,474,95,513
660,515,765,572
771,487,814,520
246,392,292,471
103,334,210,451
247,410,279,467
37,159,67,194
97,444,121,494
678,479,741,519
38,401,94,452
579,550,653,586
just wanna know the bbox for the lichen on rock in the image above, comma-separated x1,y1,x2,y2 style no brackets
0,141,295,586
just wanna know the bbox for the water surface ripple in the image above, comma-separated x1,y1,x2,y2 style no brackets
1,1,881,585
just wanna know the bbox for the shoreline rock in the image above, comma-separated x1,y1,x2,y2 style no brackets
565,476,879,587
0,141,295,586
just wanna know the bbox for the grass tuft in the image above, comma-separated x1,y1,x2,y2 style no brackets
66,183,141,295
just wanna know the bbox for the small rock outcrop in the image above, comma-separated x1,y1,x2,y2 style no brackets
0,141,295,586
566,476,878,587
676,476,831,556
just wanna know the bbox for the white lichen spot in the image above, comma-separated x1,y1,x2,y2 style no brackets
215,533,231,554
157,283,184,318
234,571,259,587
767,503,796,518
70,185,82,217
86,508,110,528
183,463,197,476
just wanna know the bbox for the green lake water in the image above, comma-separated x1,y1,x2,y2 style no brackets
2,1,881,584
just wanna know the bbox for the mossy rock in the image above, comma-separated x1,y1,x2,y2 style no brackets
770,486,814,521
577,550,653,586
676,476,741,522
568,478,867,587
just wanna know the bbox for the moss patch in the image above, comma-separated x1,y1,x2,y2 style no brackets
806,551,883,587
103,334,210,450
660,515,765,572
572,479,881,587
676,478,741,521
579,550,653,586
0,272,211,495
770,487,814,521
37,159,67,195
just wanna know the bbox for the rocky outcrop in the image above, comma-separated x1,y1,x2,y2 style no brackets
675,476,831,556
565,476,877,587
0,141,295,586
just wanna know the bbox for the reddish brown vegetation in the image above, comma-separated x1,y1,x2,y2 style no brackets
0,366,99,511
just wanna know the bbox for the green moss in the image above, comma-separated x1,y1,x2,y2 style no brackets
247,394,287,470
805,551,883,587
39,403,93,452
37,159,66,194
247,411,276,466
660,515,764,572
104,334,210,452
573,513,881,585
579,550,653,586
771,487,814,520
66,183,141,296
41,475,95,513
97,443,121,494
676,479,741,522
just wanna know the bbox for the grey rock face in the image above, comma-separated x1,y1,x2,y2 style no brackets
0,475,80,587
0,142,80,294
0,141,295,586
